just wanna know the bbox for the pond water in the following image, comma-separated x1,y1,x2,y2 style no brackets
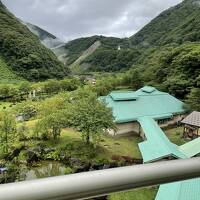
16,161,66,182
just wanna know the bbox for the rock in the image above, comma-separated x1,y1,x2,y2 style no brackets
44,148,55,153
90,163,104,170
5,146,25,161
102,164,110,169
69,157,82,166
74,162,91,173
32,146,43,154
26,150,39,164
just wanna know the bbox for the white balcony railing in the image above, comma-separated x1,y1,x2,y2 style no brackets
0,158,200,200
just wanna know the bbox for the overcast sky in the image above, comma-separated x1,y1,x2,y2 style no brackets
2,0,182,41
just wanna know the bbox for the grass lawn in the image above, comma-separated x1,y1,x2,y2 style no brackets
0,102,12,111
20,120,142,161
165,126,189,145
108,187,158,200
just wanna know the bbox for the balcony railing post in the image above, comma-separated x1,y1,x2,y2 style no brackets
0,158,200,200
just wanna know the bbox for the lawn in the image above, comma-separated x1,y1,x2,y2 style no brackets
165,126,189,146
108,187,158,200
0,102,12,111
21,121,142,161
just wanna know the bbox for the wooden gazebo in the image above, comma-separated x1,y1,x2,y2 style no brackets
181,111,200,139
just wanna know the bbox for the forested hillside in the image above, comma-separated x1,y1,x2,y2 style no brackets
0,1,68,81
130,0,200,47
64,35,130,65
67,0,200,73
0,57,21,82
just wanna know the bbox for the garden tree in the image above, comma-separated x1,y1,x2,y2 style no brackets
15,100,37,120
186,88,200,111
69,93,116,144
34,111,65,141
38,93,69,117
0,112,16,153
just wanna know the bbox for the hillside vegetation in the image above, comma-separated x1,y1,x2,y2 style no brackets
0,57,21,82
130,0,200,47
65,0,200,74
0,1,68,81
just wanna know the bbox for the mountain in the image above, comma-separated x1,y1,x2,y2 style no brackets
126,0,200,99
130,0,200,47
0,1,68,81
25,22,64,49
16,0,200,86
25,22,138,73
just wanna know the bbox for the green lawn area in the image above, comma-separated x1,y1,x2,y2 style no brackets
165,126,189,146
0,102,12,111
22,121,143,161
108,187,158,200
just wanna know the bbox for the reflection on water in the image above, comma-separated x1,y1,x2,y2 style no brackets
17,161,66,182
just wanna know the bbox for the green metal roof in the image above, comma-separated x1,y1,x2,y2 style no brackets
141,86,156,93
101,86,185,123
138,117,187,163
179,137,200,157
138,117,200,200
109,92,138,101
156,178,200,200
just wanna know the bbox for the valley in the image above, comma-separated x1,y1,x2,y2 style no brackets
0,0,200,200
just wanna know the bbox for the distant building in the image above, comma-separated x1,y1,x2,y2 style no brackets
100,86,185,136
117,45,121,50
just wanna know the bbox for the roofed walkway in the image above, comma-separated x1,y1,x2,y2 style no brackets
137,117,200,200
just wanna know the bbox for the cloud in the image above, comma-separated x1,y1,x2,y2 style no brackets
2,0,182,41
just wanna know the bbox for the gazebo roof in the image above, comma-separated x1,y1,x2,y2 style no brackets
181,111,200,128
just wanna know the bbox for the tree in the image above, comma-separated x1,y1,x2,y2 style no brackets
70,94,116,144
129,70,143,90
186,87,200,111
43,80,61,95
34,111,65,141
0,112,16,153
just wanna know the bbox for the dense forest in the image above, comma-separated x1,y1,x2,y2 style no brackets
129,0,200,47
0,0,199,104
0,1,69,81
